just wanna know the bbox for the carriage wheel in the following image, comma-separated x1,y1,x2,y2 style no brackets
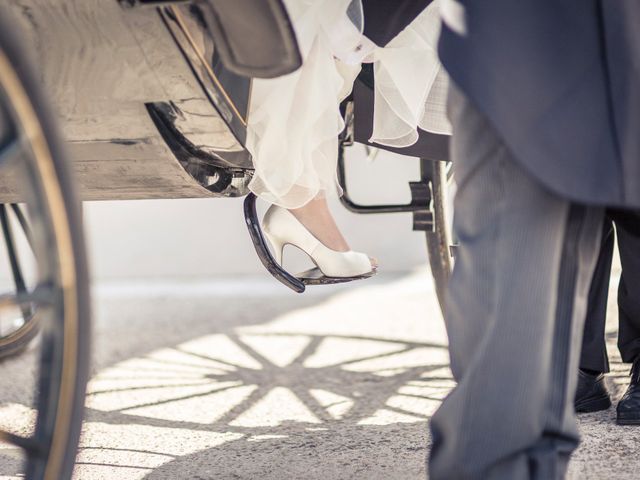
0,8,90,480
422,159,454,317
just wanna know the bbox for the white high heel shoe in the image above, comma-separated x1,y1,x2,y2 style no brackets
262,204,374,278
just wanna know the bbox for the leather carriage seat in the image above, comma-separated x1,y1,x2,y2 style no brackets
200,0,302,78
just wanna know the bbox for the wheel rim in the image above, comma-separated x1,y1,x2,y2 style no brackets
423,159,455,317
0,47,85,480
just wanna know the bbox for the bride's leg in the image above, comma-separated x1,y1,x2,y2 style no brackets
288,196,350,253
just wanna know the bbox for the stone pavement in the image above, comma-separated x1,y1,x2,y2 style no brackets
0,269,638,479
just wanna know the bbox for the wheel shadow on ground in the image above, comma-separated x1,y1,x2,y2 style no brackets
75,271,451,479
80,332,450,479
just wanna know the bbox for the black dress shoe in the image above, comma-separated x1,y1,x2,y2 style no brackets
574,369,611,413
617,357,640,425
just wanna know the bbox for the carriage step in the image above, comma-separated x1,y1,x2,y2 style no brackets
243,194,375,293
296,267,376,285
119,0,190,7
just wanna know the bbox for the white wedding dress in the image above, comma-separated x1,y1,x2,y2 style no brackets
246,0,449,209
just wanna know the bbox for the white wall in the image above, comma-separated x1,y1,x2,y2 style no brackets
84,147,431,281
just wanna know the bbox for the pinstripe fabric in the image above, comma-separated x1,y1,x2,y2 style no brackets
428,86,604,479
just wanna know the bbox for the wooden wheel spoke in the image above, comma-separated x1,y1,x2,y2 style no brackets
10,203,33,250
0,283,55,312
0,204,28,294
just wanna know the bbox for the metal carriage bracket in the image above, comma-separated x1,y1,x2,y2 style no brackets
337,145,435,233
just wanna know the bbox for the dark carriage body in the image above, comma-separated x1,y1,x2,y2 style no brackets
4,0,261,201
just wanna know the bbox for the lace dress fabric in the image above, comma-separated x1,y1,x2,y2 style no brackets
247,0,449,209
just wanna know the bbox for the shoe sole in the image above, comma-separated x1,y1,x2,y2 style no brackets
616,416,640,425
575,395,612,413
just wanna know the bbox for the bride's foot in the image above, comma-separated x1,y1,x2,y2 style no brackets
289,197,350,252
262,198,376,278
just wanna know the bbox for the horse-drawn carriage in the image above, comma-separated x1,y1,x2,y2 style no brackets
0,1,453,478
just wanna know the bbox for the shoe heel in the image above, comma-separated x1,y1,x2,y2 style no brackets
263,230,284,265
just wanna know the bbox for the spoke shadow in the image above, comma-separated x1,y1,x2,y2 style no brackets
75,272,450,479
78,325,451,479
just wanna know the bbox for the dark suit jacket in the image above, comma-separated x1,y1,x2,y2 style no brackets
439,0,640,208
